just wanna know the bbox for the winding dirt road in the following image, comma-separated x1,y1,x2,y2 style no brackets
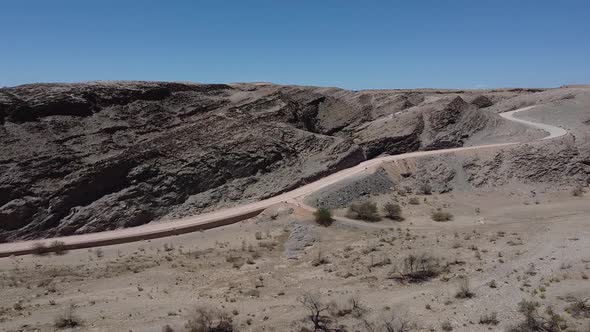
0,106,568,257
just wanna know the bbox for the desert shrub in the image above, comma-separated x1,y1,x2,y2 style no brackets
330,297,367,319
565,296,590,319
54,306,81,329
300,293,334,332
347,201,381,222
49,241,68,256
383,202,403,221
311,250,329,267
32,242,50,256
479,312,499,325
408,197,420,205
455,277,475,299
362,312,417,332
507,300,567,332
441,320,453,331
162,325,175,332
431,211,453,222
314,208,333,226
390,253,442,283
185,307,235,332
572,185,585,197
417,182,432,195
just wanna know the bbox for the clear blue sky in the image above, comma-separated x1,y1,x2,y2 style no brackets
1,0,589,89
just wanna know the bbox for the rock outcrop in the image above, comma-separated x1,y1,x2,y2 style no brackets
0,82,541,241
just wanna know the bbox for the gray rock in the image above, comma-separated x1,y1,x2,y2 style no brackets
284,222,316,259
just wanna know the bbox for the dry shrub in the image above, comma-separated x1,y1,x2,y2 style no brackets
507,300,567,332
185,307,235,332
431,211,453,222
565,296,590,319
383,203,403,221
418,182,432,195
300,293,334,332
479,312,499,325
54,306,81,329
441,321,453,331
454,277,475,299
408,197,420,205
330,297,367,319
32,242,50,256
347,201,381,222
362,312,417,332
162,325,175,332
390,253,442,283
49,241,68,256
572,185,585,197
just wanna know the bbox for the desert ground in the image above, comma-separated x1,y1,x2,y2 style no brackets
1,84,589,331
1,187,589,332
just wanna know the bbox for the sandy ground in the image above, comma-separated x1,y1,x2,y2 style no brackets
1,186,589,332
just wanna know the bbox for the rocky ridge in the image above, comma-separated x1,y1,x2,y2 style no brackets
0,81,544,240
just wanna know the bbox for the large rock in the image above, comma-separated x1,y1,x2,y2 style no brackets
471,95,493,109
0,198,37,231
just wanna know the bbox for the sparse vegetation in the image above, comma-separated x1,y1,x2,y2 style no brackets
32,241,69,256
441,320,453,331
330,297,367,319
454,277,475,299
300,293,334,332
31,242,50,256
408,197,420,205
390,253,442,283
507,300,567,332
185,307,235,332
362,313,417,332
565,296,590,319
162,325,175,332
431,211,453,222
347,201,381,222
383,202,403,221
418,182,432,195
479,312,499,325
49,241,68,255
311,250,329,267
314,208,333,226
572,185,585,197
54,306,81,329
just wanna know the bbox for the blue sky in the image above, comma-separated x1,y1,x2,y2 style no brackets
1,0,589,89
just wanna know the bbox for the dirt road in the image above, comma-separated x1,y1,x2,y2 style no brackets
0,106,567,257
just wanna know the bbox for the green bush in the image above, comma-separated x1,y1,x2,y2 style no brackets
314,208,333,226
347,201,381,222
383,202,403,220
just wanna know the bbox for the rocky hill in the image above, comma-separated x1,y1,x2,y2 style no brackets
0,81,543,241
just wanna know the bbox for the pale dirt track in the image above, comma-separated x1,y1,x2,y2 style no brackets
0,106,567,257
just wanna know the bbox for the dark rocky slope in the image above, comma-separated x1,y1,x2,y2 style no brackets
0,81,540,240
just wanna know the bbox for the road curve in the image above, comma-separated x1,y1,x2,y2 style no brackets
0,106,568,257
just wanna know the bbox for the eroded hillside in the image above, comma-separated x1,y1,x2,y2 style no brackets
0,82,549,240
